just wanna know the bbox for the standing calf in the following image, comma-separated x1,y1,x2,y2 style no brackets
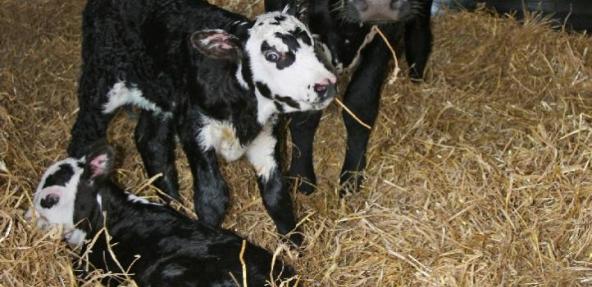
67,0,337,245
266,0,433,195
27,144,296,286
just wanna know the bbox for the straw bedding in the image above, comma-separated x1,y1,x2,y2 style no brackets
1,0,592,286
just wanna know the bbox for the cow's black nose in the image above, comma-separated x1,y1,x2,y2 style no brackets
40,194,60,209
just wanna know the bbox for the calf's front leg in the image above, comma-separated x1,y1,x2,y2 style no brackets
135,111,180,201
178,111,229,227
288,111,323,195
340,26,397,196
247,123,302,246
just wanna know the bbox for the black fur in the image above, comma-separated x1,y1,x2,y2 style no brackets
265,0,433,195
42,163,75,188
67,0,307,245
68,147,295,286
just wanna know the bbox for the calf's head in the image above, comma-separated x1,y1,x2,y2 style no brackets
339,0,426,23
191,11,337,116
26,145,115,247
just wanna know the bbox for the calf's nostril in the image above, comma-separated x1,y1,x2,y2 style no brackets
314,83,328,94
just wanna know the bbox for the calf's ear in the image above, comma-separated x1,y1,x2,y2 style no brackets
82,143,115,182
190,29,242,61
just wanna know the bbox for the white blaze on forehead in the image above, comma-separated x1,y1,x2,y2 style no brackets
248,12,311,53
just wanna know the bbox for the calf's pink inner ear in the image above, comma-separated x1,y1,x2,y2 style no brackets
90,154,109,177
190,30,240,60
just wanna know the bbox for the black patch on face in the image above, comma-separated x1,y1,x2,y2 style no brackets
275,32,300,52
261,41,296,70
256,81,272,99
274,94,300,109
40,193,60,209
43,163,75,188
261,41,273,54
290,27,311,46
269,15,287,25
276,52,295,69
274,101,285,112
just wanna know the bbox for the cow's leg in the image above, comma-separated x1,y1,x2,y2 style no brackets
68,75,116,158
288,111,322,195
135,111,180,201
178,110,229,227
68,106,114,158
247,123,301,246
340,28,396,196
404,0,433,81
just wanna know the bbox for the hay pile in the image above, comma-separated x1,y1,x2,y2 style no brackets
1,0,592,285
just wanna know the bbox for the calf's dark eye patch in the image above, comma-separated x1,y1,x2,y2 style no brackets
260,41,295,69
40,193,60,209
43,163,75,188
275,52,295,69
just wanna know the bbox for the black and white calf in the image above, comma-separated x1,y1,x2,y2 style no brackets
27,144,295,286
67,0,336,245
265,0,433,195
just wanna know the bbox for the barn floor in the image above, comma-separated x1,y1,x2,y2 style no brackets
2,0,592,286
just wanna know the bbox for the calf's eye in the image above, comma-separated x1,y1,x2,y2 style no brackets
264,50,280,62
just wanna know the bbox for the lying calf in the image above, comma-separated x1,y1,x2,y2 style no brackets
67,0,337,245
27,144,295,286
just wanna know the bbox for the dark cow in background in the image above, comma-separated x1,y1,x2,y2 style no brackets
266,0,433,195
26,144,296,286
67,0,337,245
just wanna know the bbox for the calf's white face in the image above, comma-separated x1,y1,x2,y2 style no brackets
191,12,337,124
26,158,86,246
245,12,337,113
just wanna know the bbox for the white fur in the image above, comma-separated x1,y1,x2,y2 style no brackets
235,64,248,89
64,229,87,247
103,81,172,118
198,116,278,180
29,158,87,247
255,94,278,125
245,12,336,121
126,192,161,205
96,194,103,211
246,122,278,181
198,116,246,161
